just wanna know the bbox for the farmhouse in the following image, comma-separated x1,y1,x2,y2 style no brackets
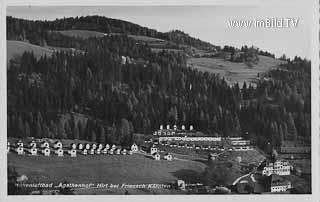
78,143,83,150
70,143,77,150
53,141,62,149
82,149,88,155
69,149,77,157
153,153,161,160
85,143,90,150
16,147,24,155
164,153,173,161
42,148,50,156
131,143,139,152
270,175,292,193
41,141,49,149
16,140,23,148
29,147,37,156
262,160,292,176
55,148,64,157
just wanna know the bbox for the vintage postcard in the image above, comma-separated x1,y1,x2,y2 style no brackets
1,0,319,201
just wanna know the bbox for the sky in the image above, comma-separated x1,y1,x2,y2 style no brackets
6,5,312,59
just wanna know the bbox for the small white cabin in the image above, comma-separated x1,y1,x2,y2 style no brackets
82,149,88,155
69,149,77,157
181,125,186,130
53,141,62,149
16,147,24,155
89,149,95,155
70,143,77,150
16,140,23,148
55,148,64,157
41,141,49,149
98,144,103,150
121,149,127,155
154,153,161,160
128,150,133,155
29,140,36,148
78,143,83,150
164,153,173,161
131,143,139,152
91,143,97,150
102,148,108,154
85,143,90,150
96,149,101,155
108,149,114,155
105,144,110,150
42,148,50,156
150,146,158,155
116,148,121,155
111,144,116,150
29,148,37,156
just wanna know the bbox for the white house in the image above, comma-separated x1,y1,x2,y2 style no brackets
96,149,101,155
164,153,173,161
150,146,158,155
82,149,88,155
105,144,110,150
85,143,90,150
70,143,77,150
131,143,139,152
78,143,83,150
181,125,186,130
91,143,97,150
16,140,23,148
89,148,95,155
29,147,37,156
29,140,36,148
128,150,133,155
121,149,127,155
53,141,63,149
166,125,170,130
16,147,24,155
270,175,292,192
69,149,77,157
42,148,50,156
189,125,194,130
116,148,121,155
102,148,108,154
41,141,49,149
153,153,161,160
98,144,103,150
160,125,163,130
55,148,64,157
173,125,177,130
111,144,116,150
108,149,114,155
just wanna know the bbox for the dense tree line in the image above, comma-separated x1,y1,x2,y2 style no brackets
7,16,310,152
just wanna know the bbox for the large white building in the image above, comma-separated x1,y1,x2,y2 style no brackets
270,175,292,193
262,160,292,176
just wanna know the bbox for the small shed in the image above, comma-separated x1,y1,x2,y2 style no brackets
42,148,50,156
16,140,23,148
85,143,90,150
153,153,161,160
89,149,95,155
29,140,37,149
96,149,101,155
131,143,139,152
116,148,121,155
164,153,173,161
29,148,37,156
69,149,77,157
78,143,84,150
82,149,88,155
102,148,108,154
16,147,24,155
41,141,49,149
53,141,63,149
121,149,127,155
70,143,77,150
55,148,64,157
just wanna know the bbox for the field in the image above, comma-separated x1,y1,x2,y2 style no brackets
187,55,286,87
7,40,54,65
8,152,206,185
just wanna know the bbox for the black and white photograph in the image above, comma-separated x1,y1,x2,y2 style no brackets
1,0,319,199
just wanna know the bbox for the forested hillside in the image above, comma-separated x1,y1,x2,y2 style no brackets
7,16,310,152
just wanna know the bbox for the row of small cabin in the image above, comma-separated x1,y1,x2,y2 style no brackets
149,145,173,161
8,140,139,157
